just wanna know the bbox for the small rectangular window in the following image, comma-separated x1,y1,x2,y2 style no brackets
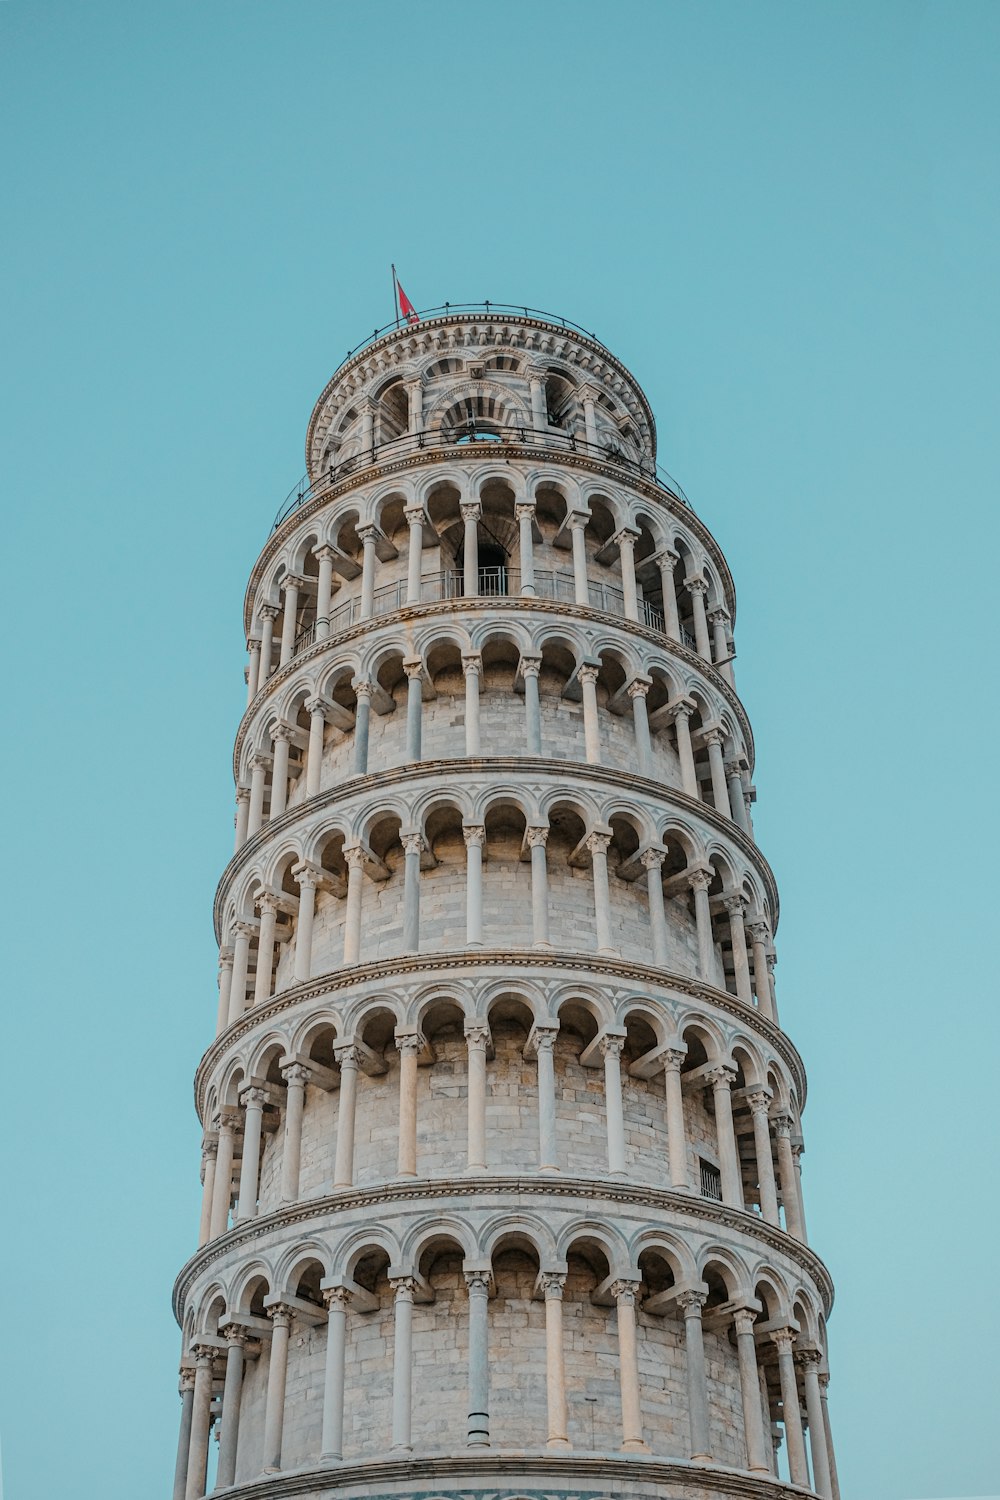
700,1159,723,1201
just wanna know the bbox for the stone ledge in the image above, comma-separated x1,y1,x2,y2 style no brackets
172,1174,834,1322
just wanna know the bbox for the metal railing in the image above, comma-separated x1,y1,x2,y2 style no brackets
333,301,615,373
272,421,690,532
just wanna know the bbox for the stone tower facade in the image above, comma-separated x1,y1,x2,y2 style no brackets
172,306,839,1500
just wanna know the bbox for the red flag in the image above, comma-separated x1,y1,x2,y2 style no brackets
397,278,420,325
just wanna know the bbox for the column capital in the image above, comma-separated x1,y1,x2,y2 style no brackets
662,1047,687,1073
280,1062,312,1088
707,605,731,626
266,1303,294,1329
612,526,641,550
464,1268,492,1294
291,860,322,891
218,946,235,969
585,829,611,857
703,725,726,748
530,1023,559,1053
357,523,382,545
334,1042,361,1070
255,889,281,915
666,694,697,722
402,655,424,680
627,675,651,700
769,1326,797,1352
389,1275,416,1299
240,1086,269,1111
270,721,295,744
677,1289,707,1314
514,500,536,521
567,508,590,531
538,1270,566,1299
343,844,366,871
459,500,482,522
192,1343,218,1367
577,662,600,685
518,653,542,679
258,602,280,621
747,917,772,944
685,865,714,893
526,825,549,848
201,1136,219,1163
794,1345,823,1369
249,751,273,773
354,678,376,702
773,1112,794,1139
216,1107,241,1133
322,1285,352,1313
280,573,308,594
312,542,338,564
599,1033,626,1060
400,831,425,857
304,695,328,719
746,1088,773,1116
220,1322,248,1348
609,1278,640,1307
395,1032,424,1058
464,1021,491,1051
178,1368,198,1393
462,651,482,676
235,785,251,806
705,1064,737,1089
463,824,486,849
655,546,680,570
733,1307,757,1337
639,845,666,870
685,574,709,595
234,917,260,941
404,504,426,527
723,890,747,916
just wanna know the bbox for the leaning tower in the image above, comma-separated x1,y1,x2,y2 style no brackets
172,305,839,1500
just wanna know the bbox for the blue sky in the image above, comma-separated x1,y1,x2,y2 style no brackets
2,3,998,1497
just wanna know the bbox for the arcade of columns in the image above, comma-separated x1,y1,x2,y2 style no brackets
172,309,839,1500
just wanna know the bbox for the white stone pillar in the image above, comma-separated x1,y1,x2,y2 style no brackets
209,1112,237,1238
405,377,423,436
352,680,373,775
614,528,640,621
704,728,731,816
799,1349,834,1498
401,832,422,953
726,757,751,833
533,1025,559,1171
198,1138,217,1247
527,827,551,947
581,389,599,448
734,1309,770,1472
279,1063,310,1203
262,1305,292,1472
528,370,547,430
313,545,336,639
184,1345,216,1500
246,637,261,703
611,1280,647,1450
641,848,668,965
688,867,715,980
461,501,481,596
748,920,775,1021
601,1034,627,1174
172,1370,196,1500
587,830,615,954
569,514,590,605
305,699,326,797
628,678,652,775
234,787,251,850
291,864,318,982
396,1034,420,1177
540,1272,570,1448
707,1065,742,1207
216,948,234,1035
820,1371,841,1500
774,1114,805,1239
403,657,423,762
269,724,292,820
320,1287,350,1460
464,824,485,947
579,663,601,764
725,893,754,1005
342,846,364,964
247,754,269,837
257,604,278,684
792,1136,809,1242
278,576,302,666
663,1049,690,1190
333,1045,360,1188
228,921,256,1025
516,501,536,595
748,1090,779,1225
463,652,482,755
236,1086,267,1221
465,1269,491,1446
686,576,712,660
390,1276,415,1450
404,505,424,604
521,655,543,754
709,606,734,682
772,1330,808,1487
253,892,279,1006
358,525,379,618
657,549,680,639
216,1324,246,1488
465,1023,489,1170
669,699,699,797
679,1290,711,1461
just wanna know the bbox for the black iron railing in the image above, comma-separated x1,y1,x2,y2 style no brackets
333,301,614,372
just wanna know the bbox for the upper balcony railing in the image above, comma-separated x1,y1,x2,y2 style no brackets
293,565,698,656
333,301,617,373
273,422,691,533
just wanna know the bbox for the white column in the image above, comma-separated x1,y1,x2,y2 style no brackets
521,655,542,753
688,867,715,981
733,1308,770,1472
320,1287,350,1460
390,1277,415,1451
246,637,261,702
404,505,424,604
184,1346,215,1500
403,657,423,762
352,680,373,775
569,514,590,604
247,754,269,837
800,1350,834,1498
305,699,326,797
465,1023,489,1170
197,1138,217,1248
601,1034,627,1174
628,677,652,775
396,1034,420,1177
748,920,775,1021
401,832,422,953
313,545,335,639
464,824,485,947
774,1114,805,1239
669,700,699,797
657,549,680,639
262,1305,292,1472
253,892,279,1006
663,1049,690,1190
820,1371,841,1500
209,1112,237,1238
333,1045,359,1188
792,1136,809,1242
533,1025,559,1171
581,389,599,448
358,525,379,618
587,830,615,954
279,1063,310,1202
724,893,754,1005
278,576,302,666
342,846,364,964
748,1089,779,1225
640,848,668,965
516,501,536,595
216,948,234,1035
257,604,278,683
527,826,551,947
540,1272,570,1448
614,528,640,621
228,921,256,1025
359,399,375,454
610,1280,646,1450
679,1290,711,1460
236,1087,267,1221
707,1065,742,1208
726,757,751,832
704,728,731,816
291,865,318,982
579,663,601,763
405,377,423,435
234,787,251,850
216,1324,246,1488
269,724,292,819
465,1269,491,1447
709,605,733,679
528,370,547,431
772,1329,809,1487
172,1371,196,1500
463,652,482,755
685,576,712,659
461,501,480,596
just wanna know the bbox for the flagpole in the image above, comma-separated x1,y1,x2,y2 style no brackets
391,264,400,329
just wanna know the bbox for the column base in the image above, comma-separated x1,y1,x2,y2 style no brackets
621,1438,651,1453
546,1436,572,1450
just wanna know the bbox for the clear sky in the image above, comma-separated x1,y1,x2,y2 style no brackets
2,3,998,1497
